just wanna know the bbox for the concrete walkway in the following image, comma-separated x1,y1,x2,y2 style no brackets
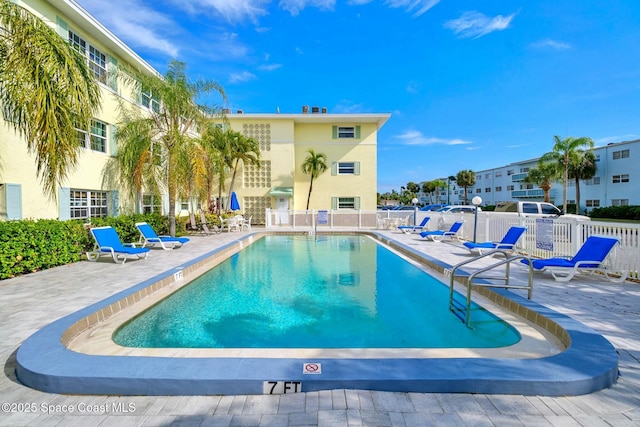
1,229,639,426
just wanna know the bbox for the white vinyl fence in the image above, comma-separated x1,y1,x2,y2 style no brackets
265,208,640,280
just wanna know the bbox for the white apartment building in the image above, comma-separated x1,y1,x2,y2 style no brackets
425,139,638,212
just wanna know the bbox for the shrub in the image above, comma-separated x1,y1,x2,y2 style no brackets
0,213,175,280
590,206,640,220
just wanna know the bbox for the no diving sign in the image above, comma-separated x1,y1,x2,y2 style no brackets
303,362,322,375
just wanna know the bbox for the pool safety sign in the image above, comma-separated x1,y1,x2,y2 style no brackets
303,362,322,374
318,210,328,225
536,218,554,251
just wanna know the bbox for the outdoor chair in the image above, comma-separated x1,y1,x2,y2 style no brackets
463,226,527,255
420,221,464,242
135,222,189,250
520,235,628,282
86,226,150,264
397,217,430,234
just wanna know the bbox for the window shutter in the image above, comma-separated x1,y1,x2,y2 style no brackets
354,197,361,209
332,126,337,139
331,197,338,209
4,184,22,220
331,162,337,175
58,187,70,221
56,17,68,39
355,125,361,139
109,125,118,157
108,56,118,91
354,162,360,175
110,191,119,217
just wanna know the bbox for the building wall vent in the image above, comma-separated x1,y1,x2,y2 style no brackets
311,106,320,113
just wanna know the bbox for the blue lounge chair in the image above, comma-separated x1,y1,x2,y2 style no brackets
420,221,464,241
463,226,527,255
87,226,150,264
135,222,190,250
397,217,430,234
520,235,627,282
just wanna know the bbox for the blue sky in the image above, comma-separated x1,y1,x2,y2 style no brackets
76,0,640,194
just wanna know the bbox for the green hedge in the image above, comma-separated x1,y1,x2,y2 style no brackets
589,205,640,220
0,214,173,280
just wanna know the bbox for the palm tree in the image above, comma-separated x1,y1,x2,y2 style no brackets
0,0,101,199
542,136,595,210
301,149,328,210
568,150,597,214
455,170,476,204
112,60,225,235
524,160,561,203
423,179,445,204
224,131,260,211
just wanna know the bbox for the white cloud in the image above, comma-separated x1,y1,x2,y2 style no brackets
77,0,179,57
169,0,269,23
279,0,336,16
348,0,373,5
228,71,257,83
333,100,367,113
385,0,440,17
396,130,472,146
444,11,516,39
530,39,572,50
406,81,421,94
259,63,283,71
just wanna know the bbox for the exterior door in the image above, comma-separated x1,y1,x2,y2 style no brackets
275,197,290,224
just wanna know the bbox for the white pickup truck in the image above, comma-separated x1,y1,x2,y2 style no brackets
494,201,590,221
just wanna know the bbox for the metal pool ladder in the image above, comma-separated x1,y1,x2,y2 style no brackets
446,250,534,327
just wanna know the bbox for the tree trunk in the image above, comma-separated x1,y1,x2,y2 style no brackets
225,159,240,211
574,178,581,214
306,176,314,210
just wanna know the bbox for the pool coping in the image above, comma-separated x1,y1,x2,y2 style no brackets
16,231,619,396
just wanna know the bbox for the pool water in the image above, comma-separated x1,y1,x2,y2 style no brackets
114,235,520,349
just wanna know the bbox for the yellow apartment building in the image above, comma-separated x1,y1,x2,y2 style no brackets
223,110,389,224
0,1,390,224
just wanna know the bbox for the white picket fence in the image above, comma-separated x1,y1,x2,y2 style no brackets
265,208,640,279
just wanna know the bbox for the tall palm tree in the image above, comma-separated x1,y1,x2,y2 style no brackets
0,0,101,199
301,149,328,210
524,160,561,203
423,179,445,204
112,60,225,235
568,150,597,214
456,169,476,204
224,131,260,211
542,136,595,210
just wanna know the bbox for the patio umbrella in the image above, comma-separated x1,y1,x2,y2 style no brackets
230,192,240,211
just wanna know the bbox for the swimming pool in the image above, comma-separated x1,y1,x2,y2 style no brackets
16,231,619,396
114,235,520,349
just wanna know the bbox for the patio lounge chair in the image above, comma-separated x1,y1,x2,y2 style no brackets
397,217,430,234
520,235,628,282
420,221,463,241
463,226,527,255
135,222,189,250
87,226,150,264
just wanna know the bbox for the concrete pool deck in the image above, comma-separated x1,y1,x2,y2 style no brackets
1,228,639,425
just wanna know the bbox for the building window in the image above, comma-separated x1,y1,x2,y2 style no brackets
507,185,514,191
485,173,491,179
336,197,356,209
495,171,502,177
337,126,355,138
69,190,108,219
142,194,162,214
338,162,356,174
612,149,630,160
586,200,600,207
77,119,108,153
475,188,481,193
520,167,529,173
612,174,630,183
612,199,629,206
476,175,481,180
507,169,514,175
69,30,107,84
485,187,491,193
141,88,161,113
495,186,502,192
585,177,600,185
